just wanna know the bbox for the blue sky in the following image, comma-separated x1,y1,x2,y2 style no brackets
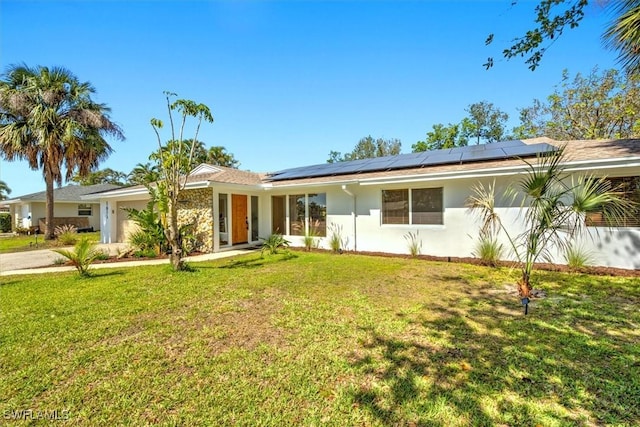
1,0,619,197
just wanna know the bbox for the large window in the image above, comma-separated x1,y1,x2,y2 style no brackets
289,194,306,235
382,187,443,225
78,204,92,216
586,176,640,227
308,193,327,236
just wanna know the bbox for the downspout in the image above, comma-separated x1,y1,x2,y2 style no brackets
341,185,357,251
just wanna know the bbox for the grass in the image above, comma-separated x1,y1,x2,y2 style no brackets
1,252,639,425
0,231,100,253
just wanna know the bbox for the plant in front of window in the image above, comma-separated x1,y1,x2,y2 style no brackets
54,224,78,246
260,233,290,257
468,181,504,267
403,230,422,257
52,236,102,277
467,147,634,298
327,223,348,253
303,219,321,251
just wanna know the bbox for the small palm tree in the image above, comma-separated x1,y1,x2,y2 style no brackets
467,147,634,297
52,236,101,277
0,64,124,239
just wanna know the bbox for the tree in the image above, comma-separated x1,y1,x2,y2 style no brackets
0,65,123,239
128,162,161,186
412,123,468,152
204,146,239,168
513,68,640,140
462,101,509,145
0,180,10,200
467,147,634,298
150,91,214,271
485,0,640,75
327,136,401,162
70,168,128,186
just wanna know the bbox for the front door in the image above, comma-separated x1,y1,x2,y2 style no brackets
232,194,248,244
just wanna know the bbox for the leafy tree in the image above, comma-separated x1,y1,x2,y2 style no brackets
513,68,640,140
70,168,128,186
328,136,401,162
203,145,239,168
0,65,123,239
128,162,161,186
0,179,10,200
150,92,214,271
412,123,468,152
462,101,509,145
485,0,640,74
467,148,634,297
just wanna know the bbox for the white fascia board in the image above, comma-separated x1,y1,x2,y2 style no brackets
81,187,149,200
207,181,264,191
261,179,361,190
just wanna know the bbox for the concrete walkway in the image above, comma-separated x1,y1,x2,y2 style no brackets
0,244,256,276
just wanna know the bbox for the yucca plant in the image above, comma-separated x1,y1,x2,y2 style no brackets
467,147,634,297
260,233,290,256
403,230,422,257
52,237,101,277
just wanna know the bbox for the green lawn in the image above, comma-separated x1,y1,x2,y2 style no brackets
1,252,638,426
0,231,100,253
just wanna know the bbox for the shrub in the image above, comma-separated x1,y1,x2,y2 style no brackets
472,235,504,267
0,213,11,232
327,223,347,253
260,233,290,256
55,224,78,246
564,244,595,271
303,220,321,251
403,231,422,257
52,237,101,277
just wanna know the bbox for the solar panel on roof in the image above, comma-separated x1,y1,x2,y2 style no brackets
266,140,558,181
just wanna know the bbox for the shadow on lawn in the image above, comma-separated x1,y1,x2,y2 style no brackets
348,273,640,426
217,253,298,270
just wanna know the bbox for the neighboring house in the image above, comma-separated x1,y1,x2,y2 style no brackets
4,183,121,232
86,138,640,270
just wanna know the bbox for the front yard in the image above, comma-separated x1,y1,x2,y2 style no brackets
1,252,638,425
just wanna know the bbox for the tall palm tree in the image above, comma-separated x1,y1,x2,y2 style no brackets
604,0,640,76
0,179,11,200
0,64,124,239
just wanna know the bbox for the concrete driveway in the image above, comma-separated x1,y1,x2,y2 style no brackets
0,243,129,273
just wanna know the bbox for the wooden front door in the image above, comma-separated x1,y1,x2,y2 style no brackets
232,194,248,244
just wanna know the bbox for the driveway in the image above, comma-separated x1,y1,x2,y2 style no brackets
0,243,129,273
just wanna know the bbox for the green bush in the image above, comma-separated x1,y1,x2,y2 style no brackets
472,236,504,267
564,244,595,271
403,230,422,257
0,213,11,232
260,233,290,256
55,224,79,246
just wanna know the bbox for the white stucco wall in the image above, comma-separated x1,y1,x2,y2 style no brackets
271,174,640,270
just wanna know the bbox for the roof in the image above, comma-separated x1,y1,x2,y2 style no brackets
85,138,640,198
4,183,122,204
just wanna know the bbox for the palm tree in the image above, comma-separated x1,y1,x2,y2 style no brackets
206,145,239,168
604,0,640,76
0,64,124,239
467,147,634,297
0,179,11,200
128,162,161,186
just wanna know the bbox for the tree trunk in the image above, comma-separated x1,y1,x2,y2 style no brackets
167,199,184,270
44,171,55,240
518,273,532,298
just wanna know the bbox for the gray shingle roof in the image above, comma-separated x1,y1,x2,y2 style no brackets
5,183,122,203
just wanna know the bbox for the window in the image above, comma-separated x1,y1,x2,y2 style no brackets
308,193,327,236
289,194,306,235
78,204,92,216
251,196,259,241
586,176,640,227
382,187,443,225
272,196,286,235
